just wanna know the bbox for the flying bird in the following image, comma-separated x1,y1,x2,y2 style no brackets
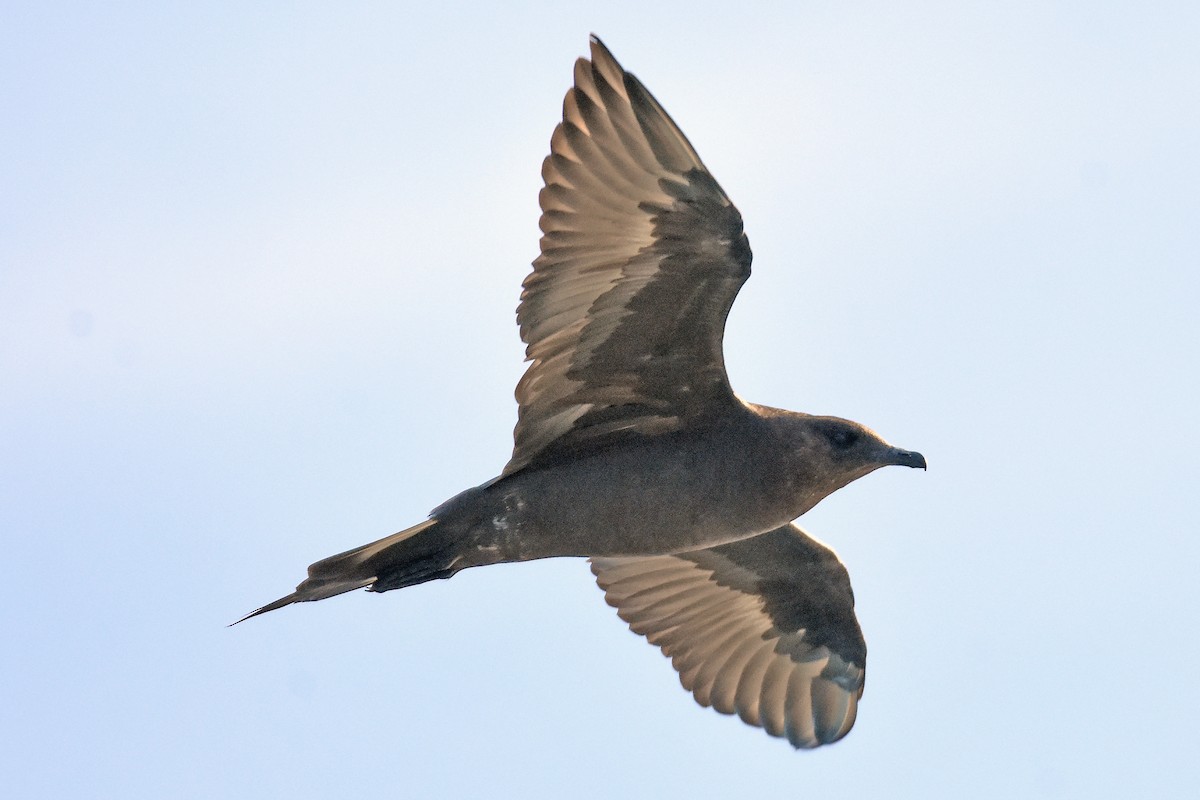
239,36,925,749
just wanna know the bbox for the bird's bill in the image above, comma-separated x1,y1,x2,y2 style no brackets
888,448,927,470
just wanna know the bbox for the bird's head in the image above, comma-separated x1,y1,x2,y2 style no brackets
809,415,925,470
770,413,925,511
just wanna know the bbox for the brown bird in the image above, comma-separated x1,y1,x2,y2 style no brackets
238,35,925,749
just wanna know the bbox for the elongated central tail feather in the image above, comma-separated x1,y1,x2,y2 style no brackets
232,518,447,625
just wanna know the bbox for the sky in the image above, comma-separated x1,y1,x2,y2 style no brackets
3,1,1198,797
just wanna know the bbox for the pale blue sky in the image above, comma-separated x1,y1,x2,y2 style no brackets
3,2,1198,798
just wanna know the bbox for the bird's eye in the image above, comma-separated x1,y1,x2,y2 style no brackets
831,429,860,449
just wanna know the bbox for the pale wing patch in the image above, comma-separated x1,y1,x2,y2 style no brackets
508,37,750,474
591,535,865,749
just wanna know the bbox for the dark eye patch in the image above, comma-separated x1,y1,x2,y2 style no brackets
830,428,860,449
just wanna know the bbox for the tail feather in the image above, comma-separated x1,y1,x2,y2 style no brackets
232,518,439,625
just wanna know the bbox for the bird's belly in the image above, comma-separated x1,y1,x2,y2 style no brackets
466,436,800,560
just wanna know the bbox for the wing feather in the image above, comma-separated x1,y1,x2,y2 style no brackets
591,524,866,748
508,36,751,473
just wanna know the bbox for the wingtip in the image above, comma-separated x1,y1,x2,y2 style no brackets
588,34,612,60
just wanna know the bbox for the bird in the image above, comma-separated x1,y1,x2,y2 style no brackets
237,35,926,749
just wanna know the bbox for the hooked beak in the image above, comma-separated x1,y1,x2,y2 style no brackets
889,448,927,470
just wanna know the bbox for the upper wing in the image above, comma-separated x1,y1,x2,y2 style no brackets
590,525,866,748
507,36,752,474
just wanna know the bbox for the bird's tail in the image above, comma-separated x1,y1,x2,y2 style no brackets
233,518,458,625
